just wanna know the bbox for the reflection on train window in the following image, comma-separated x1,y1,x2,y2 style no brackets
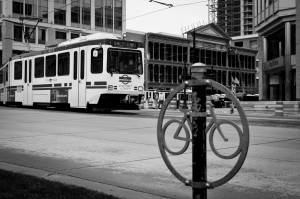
91,48,103,74
35,57,44,78
14,61,22,80
58,52,70,76
107,49,143,75
46,55,56,77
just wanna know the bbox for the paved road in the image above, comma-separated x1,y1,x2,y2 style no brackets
0,106,299,199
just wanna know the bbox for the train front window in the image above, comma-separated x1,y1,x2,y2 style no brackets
107,49,143,75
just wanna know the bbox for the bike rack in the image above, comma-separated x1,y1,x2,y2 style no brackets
157,79,250,189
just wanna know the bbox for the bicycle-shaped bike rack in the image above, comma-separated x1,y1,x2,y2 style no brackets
157,79,250,198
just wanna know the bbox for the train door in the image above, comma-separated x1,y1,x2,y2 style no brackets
71,48,86,108
78,48,87,107
23,59,33,105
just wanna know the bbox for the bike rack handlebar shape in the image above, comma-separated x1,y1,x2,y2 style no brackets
157,79,250,189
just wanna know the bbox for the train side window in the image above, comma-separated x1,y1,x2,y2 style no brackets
5,66,8,82
0,70,3,84
14,61,22,80
29,60,32,83
91,48,103,74
46,54,56,77
58,52,70,76
35,57,44,78
25,61,27,83
80,50,85,80
74,51,77,80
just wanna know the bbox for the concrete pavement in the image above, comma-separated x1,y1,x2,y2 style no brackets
0,106,300,199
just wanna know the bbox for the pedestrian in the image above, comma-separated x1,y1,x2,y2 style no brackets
230,103,234,114
158,93,164,109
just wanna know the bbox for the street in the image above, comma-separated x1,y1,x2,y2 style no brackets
0,106,299,199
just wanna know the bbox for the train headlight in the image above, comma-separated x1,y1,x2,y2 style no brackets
138,86,143,91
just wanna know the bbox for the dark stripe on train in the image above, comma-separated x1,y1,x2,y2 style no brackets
86,82,91,85
94,81,107,85
86,86,107,89
54,83,61,87
33,84,53,88
33,87,71,90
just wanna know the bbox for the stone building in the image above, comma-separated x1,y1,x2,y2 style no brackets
143,23,258,95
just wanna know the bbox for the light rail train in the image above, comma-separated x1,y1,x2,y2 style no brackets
0,33,144,111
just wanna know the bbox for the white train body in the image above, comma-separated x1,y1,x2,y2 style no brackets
0,33,144,110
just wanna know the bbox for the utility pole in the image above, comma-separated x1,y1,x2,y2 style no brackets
19,17,42,52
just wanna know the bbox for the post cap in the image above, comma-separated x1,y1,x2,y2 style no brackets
189,62,206,79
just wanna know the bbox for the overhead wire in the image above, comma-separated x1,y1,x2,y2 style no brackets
126,0,207,22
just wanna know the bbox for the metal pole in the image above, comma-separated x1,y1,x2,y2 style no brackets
192,83,207,199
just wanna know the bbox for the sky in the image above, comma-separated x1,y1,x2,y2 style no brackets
126,0,209,36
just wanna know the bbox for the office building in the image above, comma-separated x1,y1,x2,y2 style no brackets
0,0,125,65
217,0,254,37
254,0,299,100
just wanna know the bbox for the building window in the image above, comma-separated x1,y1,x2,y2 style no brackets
71,33,80,39
25,0,36,17
38,28,46,44
14,25,23,42
13,1,23,16
71,1,80,25
56,31,66,39
234,42,243,47
105,0,113,30
95,0,104,28
82,0,91,28
14,61,22,80
39,0,48,23
154,43,159,60
166,44,171,61
54,9,66,25
25,26,35,43
114,0,122,31
46,55,56,77
0,0,2,16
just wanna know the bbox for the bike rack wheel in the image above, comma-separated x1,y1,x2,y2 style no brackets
162,119,190,155
209,119,243,159
157,79,250,189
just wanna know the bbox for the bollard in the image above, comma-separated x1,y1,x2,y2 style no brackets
189,63,207,199
275,101,284,116
148,99,153,109
191,85,207,199
139,96,145,109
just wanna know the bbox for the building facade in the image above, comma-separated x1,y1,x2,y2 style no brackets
143,24,258,95
0,0,125,65
217,0,254,37
254,0,299,101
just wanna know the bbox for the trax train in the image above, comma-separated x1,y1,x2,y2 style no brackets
0,33,144,111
